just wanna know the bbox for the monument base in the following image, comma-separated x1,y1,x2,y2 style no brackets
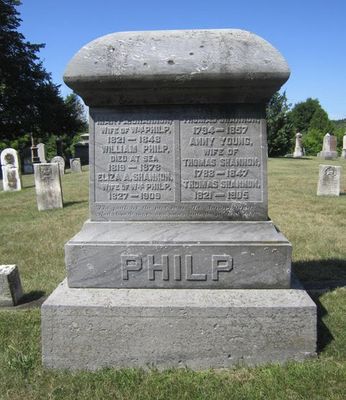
41,279,316,371
65,221,292,289
317,151,338,159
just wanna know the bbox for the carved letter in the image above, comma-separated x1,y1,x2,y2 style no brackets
185,255,207,281
212,255,233,281
121,255,142,280
148,255,169,281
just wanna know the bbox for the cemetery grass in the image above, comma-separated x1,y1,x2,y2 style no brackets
0,158,345,400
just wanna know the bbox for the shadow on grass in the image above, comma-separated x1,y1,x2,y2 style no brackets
293,258,346,353
17,290,46,308
63,200,88,207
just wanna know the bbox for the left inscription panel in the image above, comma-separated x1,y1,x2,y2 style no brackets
93,112,175,203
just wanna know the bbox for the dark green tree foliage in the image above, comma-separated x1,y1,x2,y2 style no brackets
0,0,86,156
266,91,293,156
289,98,334,155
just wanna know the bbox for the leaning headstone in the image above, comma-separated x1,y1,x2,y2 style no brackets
34,163,63,211
41,29,316,370
70,157,82,173
293,132,303,158
317,165,341,196
0,265,23,306
0,148,22,191
341,134,346,159
37,143,47,163
317,133,338,159
51,156,65,176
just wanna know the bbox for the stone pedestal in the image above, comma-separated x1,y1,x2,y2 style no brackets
41,29,316,370
42,280,316,370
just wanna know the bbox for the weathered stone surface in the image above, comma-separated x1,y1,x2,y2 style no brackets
317,165,341,196
51,156,65,176
0,148,22,191
42,279,316,370
66,221,291,289
317,133,338,159
90,105,268,221
0,265,23,306
70,158,82,173
37,143,47,163
34,163,63,211
293,132,303,158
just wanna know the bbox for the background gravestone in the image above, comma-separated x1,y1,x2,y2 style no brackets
317,133,338,159
0,148,22,191
51,156,65,176
293,132,303,158
70,157,82,173
42,29,316,370
37,143,47,163
34,163,63,211
317,165,341,196
342,134,346,159
0,265,23,306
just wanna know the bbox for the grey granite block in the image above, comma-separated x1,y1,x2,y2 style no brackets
0,265,23,306
41,279,316,371
65,221,292,289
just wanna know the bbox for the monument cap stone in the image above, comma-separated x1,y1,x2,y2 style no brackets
64,29,290,106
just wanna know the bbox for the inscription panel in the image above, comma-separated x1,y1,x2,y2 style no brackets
91,106,267,221
180,119,262,202
94,114,175,203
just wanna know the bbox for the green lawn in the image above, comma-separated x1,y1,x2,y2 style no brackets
0,158,345,400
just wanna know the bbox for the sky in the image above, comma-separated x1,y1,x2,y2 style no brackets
18,0,346,120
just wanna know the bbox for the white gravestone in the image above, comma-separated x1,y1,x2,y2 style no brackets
37,143,47,163
0,265,23,306
293,132,303,158
34,163,63,211
51,156,65,176
0,148,22,191
317,133,338,159
341,134,346,159
70,158,82,173
317,165,341,196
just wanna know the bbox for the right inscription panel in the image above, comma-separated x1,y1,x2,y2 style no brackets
180,118,262,203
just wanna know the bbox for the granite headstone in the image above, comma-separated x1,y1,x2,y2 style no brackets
34,163,63,210
51,156,65,176
0,148,22,191
317,133,338,159
293,132,303,158
42,29,316,370
70,157,82,173
341,134,346,159
0,265,23,306
317,165,341,196
37,143,47,163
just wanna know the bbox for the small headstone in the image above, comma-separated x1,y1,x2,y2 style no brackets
0,265,23,306
341,134,346,159
293,132,303,158
51,156,65,176
317,165,341,196
70,158,82,173
317,133,338,159
37,143,47,163
34,163,63,211
0,148,22,191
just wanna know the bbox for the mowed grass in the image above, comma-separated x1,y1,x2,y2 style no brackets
0,158,345,400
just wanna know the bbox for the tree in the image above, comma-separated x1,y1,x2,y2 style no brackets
0,0,86,158
266,91,293,156
289,98,334,155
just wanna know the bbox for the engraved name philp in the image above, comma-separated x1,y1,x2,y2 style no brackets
121,254,233,281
